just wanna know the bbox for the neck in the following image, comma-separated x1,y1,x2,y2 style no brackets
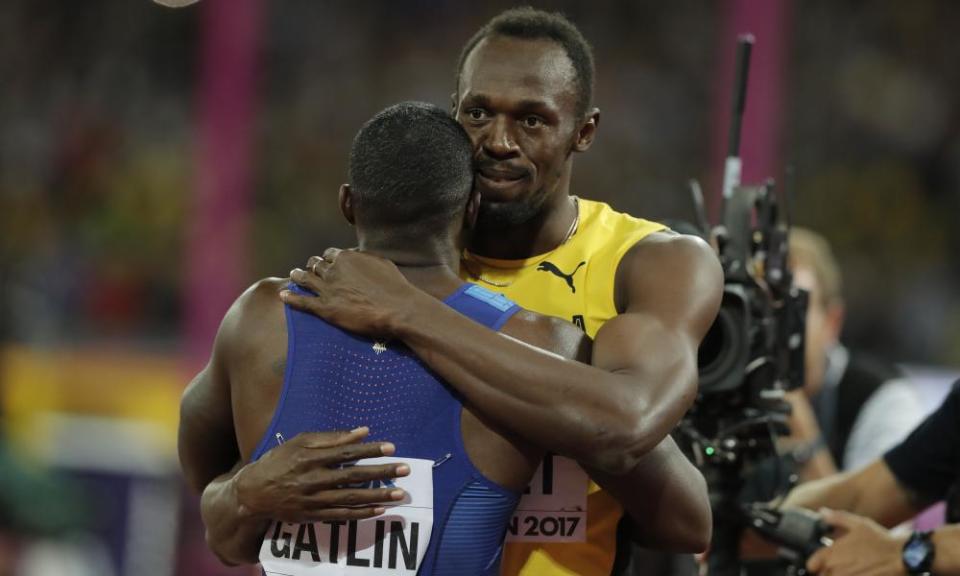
359,238,464,300
469,192,578,260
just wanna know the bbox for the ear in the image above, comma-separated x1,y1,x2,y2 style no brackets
450,92,459,116
825,302,845,345
572,107,600,153
464,190,481,231
338,183,355,226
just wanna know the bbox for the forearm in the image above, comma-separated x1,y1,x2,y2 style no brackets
799,450,839,481
181,373,264,565
200,465,269,566
783,460,917,527
644,448,711,553
589,436,711,553
394,292,690,474
864,524,960,576
783,470,861,512
932,525,960,575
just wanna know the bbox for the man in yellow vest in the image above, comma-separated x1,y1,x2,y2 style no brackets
194,8,723,575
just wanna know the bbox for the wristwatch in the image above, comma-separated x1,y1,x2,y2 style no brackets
788,435,827,466
902,530,935,575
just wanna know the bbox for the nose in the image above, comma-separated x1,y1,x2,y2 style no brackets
482,116,520,159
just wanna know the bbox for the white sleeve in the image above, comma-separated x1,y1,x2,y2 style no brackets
842,379,925,471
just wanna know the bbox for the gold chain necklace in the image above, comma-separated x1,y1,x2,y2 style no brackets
464,196,580,288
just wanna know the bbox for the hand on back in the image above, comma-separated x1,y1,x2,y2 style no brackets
235,428,410,523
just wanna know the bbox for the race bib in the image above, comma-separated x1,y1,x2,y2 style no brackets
506,454,588,543
259,457,433,575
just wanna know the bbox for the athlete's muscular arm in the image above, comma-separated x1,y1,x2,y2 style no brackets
180,351,240,496
284,234,722,478
498,307,711,552
587,436,712,552
179,279,408,566
180,302,267,566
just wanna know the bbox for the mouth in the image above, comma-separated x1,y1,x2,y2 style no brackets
477,172,523,190
476,167,527,193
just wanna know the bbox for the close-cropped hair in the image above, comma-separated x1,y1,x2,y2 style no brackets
456,7,596,117
348,101,475,231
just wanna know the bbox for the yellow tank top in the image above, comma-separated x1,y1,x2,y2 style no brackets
460,198,666,576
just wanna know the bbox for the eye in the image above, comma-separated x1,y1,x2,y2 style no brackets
523,115,544,128
466,108,488,121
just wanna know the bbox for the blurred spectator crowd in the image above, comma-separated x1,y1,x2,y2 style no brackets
2,0,960,363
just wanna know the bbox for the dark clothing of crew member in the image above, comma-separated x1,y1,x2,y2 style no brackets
884,379,960,522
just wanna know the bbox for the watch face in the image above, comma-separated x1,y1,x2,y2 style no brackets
904,538,930,570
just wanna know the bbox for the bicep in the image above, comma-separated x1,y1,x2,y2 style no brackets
591,234,722,396
177,328,239,492
614,233,722,340
179,359,239,493
178,278,288,494
849,459,919,526
500,311,592,363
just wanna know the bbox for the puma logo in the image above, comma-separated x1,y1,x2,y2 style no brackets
537,260,586,293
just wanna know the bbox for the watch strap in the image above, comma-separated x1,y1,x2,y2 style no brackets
902,530,935,575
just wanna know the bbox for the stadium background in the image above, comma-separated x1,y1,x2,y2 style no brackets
1,1,959,574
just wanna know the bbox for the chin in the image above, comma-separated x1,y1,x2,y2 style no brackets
475,179,524,204
477,196,544,229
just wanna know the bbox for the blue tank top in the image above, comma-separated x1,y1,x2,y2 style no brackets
253,282,522,575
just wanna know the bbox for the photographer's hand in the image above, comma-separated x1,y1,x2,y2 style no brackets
806,509,906,576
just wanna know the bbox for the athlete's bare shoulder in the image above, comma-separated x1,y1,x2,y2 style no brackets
624,229,720,282
500,309,592,364
233,277,288,315
626,229,715,263
214,277,290,457
216,277,288,378
614,230,722,316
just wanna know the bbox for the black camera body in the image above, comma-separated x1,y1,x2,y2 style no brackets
682,182,807,466
692,181,807,433
673,36,812,576
678,182,809,576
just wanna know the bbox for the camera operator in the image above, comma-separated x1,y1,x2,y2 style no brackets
778,228,923,481
739,228,924,575
781,378,960,575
